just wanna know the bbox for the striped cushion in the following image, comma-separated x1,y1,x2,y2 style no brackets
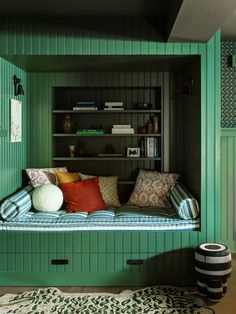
0,185,33,221
169,183,199,219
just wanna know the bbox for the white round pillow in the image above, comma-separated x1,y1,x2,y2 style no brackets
32,184,63,212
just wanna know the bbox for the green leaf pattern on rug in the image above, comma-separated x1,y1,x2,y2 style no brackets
0,286,214,314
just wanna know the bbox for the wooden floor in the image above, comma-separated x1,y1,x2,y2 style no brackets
0,256,235,314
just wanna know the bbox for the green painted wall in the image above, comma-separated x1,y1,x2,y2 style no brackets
221,129,236,251
0,58,28,199
0,17,223,284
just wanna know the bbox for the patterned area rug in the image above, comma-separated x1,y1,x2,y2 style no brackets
0,286,214,314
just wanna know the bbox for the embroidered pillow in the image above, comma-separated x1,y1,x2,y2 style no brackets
0,185,33,221
80,173,121,208
127,169,179,208
26,167,67,187
55,169,80,184
169,183,199,219
59,177,106,212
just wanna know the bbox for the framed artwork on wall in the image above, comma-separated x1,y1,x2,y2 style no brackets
10,99,22,143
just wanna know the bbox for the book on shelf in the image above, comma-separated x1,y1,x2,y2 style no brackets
73,107,98,110
76,129,104,134
113,124,132,129
112,128,134,134
104,102,123,107
140,137,160,158
76,101,96,105
103,107,124,111
98,153,123,157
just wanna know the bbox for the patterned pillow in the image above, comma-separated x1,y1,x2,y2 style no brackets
0,185,33,221
26,167,67,187
55,169,80,184
169,183,199,219
127,169,179,208
80,173,121,208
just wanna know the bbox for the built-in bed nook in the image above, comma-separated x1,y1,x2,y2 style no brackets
0,37,220,286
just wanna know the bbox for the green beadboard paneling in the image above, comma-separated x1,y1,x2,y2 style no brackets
0,17,222,285
0,58,28,200
221,129,236,251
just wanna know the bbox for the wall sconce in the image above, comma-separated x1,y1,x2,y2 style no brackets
13,75,24,96
182,76,194,96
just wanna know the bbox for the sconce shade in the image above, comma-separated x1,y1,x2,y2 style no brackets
17,84,24,96
13,75,24,96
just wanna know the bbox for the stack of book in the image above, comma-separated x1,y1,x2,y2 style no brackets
140,137,160,157
73,101,98,110
104,102,124,111
111,124,134,134
76,129,104,134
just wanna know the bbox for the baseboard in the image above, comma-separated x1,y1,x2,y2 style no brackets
0,271,196,287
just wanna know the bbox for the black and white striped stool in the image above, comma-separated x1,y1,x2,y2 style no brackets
194,243,232,302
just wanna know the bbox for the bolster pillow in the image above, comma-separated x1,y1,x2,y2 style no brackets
169,183,199,219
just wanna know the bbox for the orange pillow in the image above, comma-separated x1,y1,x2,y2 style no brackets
60,177,106,212
55,169,80,184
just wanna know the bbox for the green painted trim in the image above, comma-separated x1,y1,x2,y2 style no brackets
221,128,236,137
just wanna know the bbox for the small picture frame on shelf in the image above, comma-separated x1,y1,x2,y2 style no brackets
127,147,140,158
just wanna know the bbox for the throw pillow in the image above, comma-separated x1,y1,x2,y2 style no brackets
59,177,106,212
32,184,64,212
55,169,80,184
0,185,33,221
127,169,179,208
80,173,121,208
169,183,199,219
26,167,68,187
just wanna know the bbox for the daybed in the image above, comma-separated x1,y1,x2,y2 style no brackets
0,169,200,286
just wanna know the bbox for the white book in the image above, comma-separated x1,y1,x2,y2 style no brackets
104,102,124,107
147,137,154,157
113,125,131,129
112,128,134,134
104,108,124,111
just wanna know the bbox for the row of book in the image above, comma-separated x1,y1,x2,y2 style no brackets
140,137,160,158
73,101,125,111
111,124,134,134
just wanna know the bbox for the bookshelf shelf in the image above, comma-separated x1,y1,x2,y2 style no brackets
52,85,162,201
53,133,161,137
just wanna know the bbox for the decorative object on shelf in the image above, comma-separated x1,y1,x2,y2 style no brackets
104,144,115,154
13,75,24,96
63,114,73,134
69,145,76,157
104,102,124,111
127,147,140,158
147,120,153,134
139,126,147,134
136,102,152,110
152,115,159,134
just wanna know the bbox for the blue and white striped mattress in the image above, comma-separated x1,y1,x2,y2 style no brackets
0,206,200,231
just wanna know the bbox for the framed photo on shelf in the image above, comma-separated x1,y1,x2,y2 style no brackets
127,147,140,158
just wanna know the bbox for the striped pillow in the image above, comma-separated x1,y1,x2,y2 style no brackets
169,183,199,219
0,185,33,221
